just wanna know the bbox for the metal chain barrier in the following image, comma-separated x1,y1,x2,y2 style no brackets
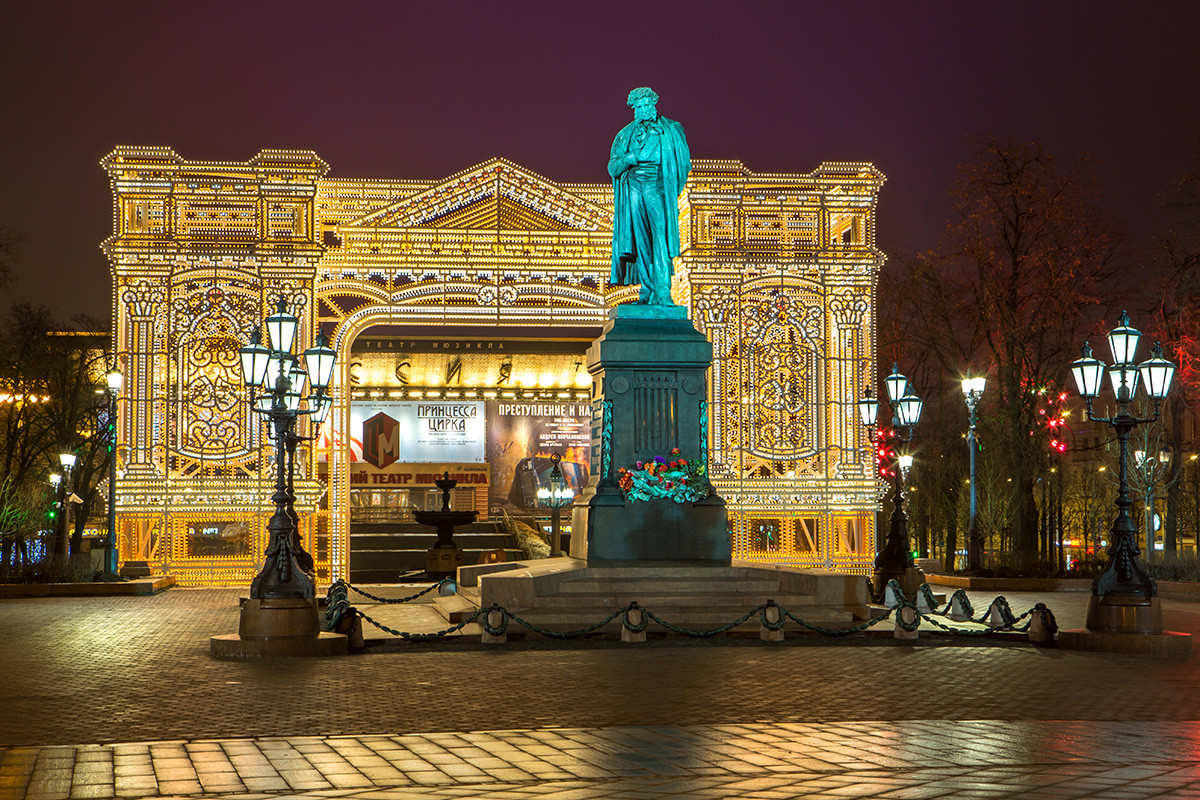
504,605,626,639
778,604,896,636
623,601,649,633
333,584,1059,643
643,606,763,638
330,577,451,605
916,606,1035,636
759,600,786,632
358,608,483,641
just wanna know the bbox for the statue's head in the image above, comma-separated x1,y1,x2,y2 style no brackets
627,87,659,122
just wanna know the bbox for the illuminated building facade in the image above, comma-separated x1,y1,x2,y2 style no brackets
102,147,886,585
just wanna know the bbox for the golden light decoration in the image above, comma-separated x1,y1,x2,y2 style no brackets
103,148,886,585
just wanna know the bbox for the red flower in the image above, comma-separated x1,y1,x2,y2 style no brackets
670,447,680,455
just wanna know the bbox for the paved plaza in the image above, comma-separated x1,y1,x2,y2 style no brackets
2,586,1200,798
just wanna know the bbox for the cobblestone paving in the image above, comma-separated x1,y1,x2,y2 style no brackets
2,586,1199,798
5,721,1200,799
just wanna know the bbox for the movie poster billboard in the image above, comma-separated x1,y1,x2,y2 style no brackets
347,401,486,466
485,401,590,512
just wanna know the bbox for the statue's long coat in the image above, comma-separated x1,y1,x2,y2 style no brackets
607,115,691,284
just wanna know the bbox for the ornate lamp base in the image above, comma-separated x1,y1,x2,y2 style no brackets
210,598,347,659
1085,593,1163,635
1059,595,1190,655
870,564,926,604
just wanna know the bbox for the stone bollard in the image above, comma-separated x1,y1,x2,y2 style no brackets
1027,604,1057,644
883,580,905,609
987,597,1015,629
947,590,973,622
894,604,919,641
915,584,937,613
481,606,507,644
622,603,647,643
760,602,785,642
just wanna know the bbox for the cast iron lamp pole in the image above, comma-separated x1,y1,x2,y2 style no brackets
238,296,336,600
536,452,575,557
48,472,61,563
59,452,76,566
961,375,986,571
1133,448,1170,564
105,368,122,575
1070,311,1175,634
858,364,923,602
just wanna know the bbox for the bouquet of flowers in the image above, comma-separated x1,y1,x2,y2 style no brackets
617,448,711,504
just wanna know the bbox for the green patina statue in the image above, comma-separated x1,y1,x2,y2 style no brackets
608,87,692,306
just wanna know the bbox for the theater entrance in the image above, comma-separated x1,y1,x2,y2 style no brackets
334,332,596,580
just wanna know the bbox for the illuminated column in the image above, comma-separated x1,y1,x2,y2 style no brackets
830,292,870,477
119,280,166,475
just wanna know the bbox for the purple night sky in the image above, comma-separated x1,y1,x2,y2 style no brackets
2,2,1198,325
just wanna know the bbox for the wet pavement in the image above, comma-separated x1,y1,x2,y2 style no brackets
2,584,1199,798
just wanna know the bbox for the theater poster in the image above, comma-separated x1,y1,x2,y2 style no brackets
345,401,486,468
485,401,590,512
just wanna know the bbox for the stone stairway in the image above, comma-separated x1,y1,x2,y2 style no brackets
441,558,869,633
349,521,523,583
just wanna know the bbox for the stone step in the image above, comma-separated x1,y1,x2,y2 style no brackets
352,532,515,550
351,548,525,572
487,608,855,633
350,568,422,584
476,593,833,611
556,565,806,580
351,521,505,535
548,577,782,595
355,547,525,561
432,592,479,623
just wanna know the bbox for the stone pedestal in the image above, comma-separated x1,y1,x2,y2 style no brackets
571,304,731,565
1059,593,1191,655
426,546,463,577
210,597,347,659
118,560,152,579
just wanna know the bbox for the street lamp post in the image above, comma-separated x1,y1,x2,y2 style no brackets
237,296,336,600
1134,448,1170,564
1070,311,1175,635
105,368,122,576
212,295,345,659
58,452,76,569
859,364,924,602
961,375,986,571
48,472,61,565
536,452,575,557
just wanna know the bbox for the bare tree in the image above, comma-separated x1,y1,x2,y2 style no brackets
1148,157,1200,556
933,139,1121,568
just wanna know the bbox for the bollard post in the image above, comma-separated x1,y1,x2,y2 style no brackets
916,584,937,613
1028,604,1057,644
883,580,905,609
948,590,973,622
987,597,1014,629
894,604,919,641
759,602,784,642
481,606,507,644
622,603,647,643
